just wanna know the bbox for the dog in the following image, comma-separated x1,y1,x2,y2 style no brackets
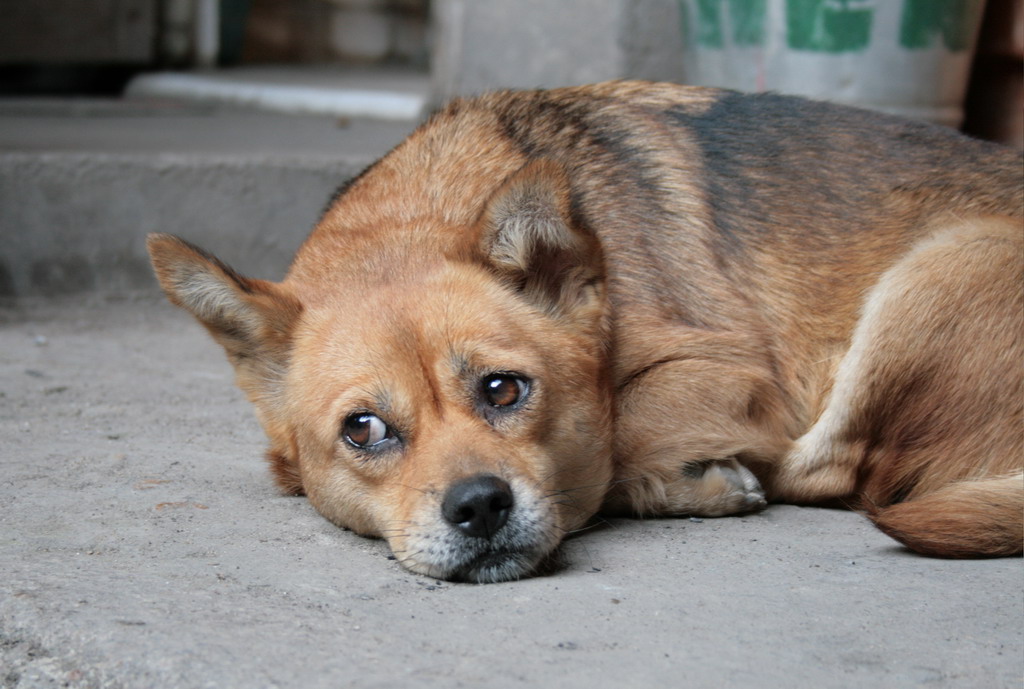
148,82,1023,583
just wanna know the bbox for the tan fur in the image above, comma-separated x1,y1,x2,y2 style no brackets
148,82,1023,582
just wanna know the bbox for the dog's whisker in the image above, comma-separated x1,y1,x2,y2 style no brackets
396,550,425,566
565,521,606,535
395,483,438,497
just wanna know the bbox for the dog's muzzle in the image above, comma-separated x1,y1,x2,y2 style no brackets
395,473,558,583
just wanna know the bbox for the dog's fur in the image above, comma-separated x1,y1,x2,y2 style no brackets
148,82,1023,582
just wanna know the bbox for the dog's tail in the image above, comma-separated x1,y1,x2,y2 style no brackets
867,473,1023,558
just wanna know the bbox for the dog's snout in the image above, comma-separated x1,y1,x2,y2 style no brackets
442,474,514,539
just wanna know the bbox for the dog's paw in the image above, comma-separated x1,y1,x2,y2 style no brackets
714,458,768,513
678,457,767,517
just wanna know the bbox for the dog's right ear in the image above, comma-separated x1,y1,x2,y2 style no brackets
480,160,605,329
146,234,302,391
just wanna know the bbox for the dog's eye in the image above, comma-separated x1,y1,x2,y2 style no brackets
481,373,529,408
342,413,392,449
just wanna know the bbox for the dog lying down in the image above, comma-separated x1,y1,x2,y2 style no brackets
149,82,1023,583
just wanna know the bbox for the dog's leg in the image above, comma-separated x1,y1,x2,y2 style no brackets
606,346,791,517
773,216,1023,516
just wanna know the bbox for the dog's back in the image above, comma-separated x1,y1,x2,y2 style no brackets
473,83,1023,556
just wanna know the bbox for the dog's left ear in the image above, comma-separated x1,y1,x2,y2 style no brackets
480,160,605,326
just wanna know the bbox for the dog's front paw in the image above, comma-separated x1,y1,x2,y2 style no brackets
677,457,767,517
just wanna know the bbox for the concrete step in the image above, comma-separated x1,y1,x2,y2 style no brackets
0,71,424,298
124,65,429,120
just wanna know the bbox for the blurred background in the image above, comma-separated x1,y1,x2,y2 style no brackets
0,0,1021,298
0,0,1020,140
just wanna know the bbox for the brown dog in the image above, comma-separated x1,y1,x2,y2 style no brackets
148,82,1023,582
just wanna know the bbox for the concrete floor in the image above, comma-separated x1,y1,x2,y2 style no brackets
1,296,1021,688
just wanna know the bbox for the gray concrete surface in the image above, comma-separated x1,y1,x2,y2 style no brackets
0,97,418,297
2,296,1022,688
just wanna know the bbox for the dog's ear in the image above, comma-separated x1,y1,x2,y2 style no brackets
480,160,605,325
148,234,304,494
146,233,302,398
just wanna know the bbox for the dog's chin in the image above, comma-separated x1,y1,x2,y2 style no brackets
448,549,545,584
397,542,551,583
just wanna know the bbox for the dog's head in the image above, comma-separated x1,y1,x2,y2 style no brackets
148,161,614,582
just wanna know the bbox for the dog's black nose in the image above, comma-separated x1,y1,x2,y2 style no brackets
442,474,514,539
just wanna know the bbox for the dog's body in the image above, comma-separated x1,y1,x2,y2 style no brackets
149,82,1023,582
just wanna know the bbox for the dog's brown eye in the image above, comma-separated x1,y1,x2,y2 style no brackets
342,413,391,449
481,373,529,408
